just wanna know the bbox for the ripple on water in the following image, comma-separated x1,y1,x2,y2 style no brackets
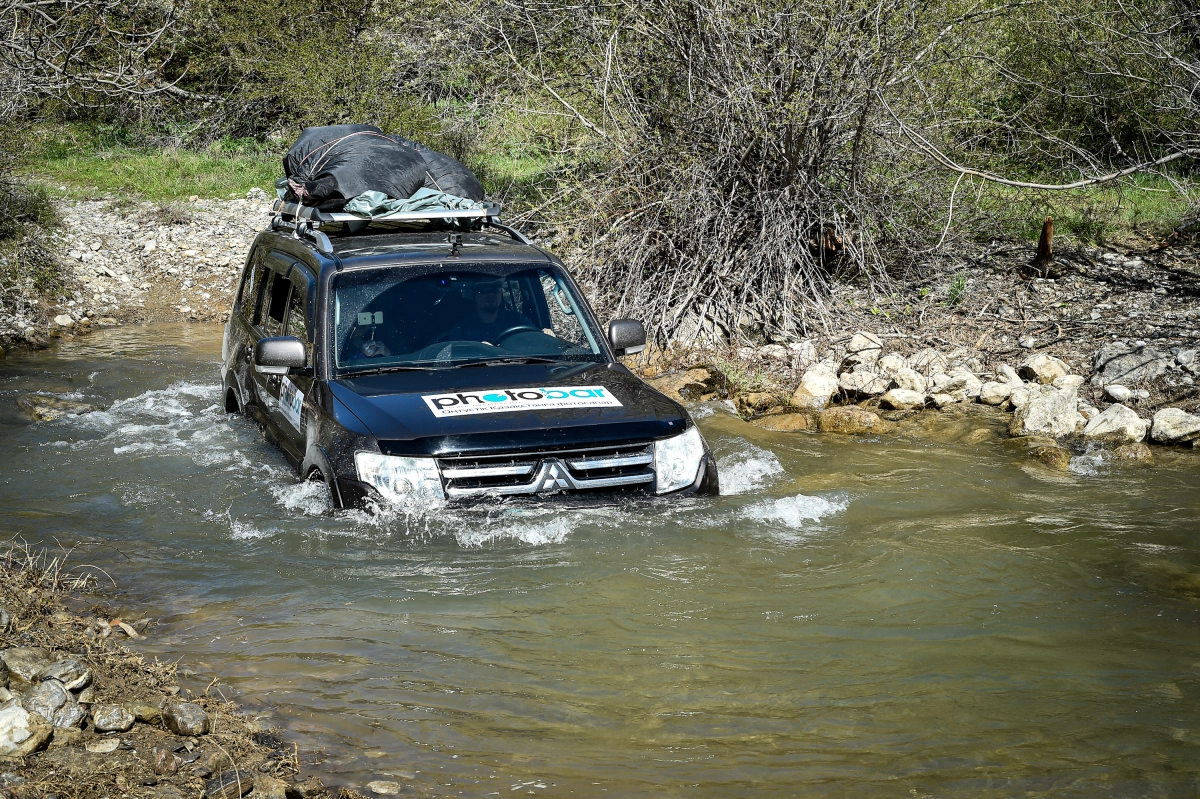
739,492,848,534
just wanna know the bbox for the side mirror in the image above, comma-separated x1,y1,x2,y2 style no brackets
255,336,307,374
608,319,646,356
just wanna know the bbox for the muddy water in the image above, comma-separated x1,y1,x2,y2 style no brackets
3,324,1200,797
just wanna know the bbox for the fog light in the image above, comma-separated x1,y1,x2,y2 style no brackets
355,452,445,504
653,427,704,494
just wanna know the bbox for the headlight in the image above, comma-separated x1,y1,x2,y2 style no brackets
653,426,705,494
354,452,445,504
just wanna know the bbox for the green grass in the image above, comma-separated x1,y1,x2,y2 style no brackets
23,124,282,201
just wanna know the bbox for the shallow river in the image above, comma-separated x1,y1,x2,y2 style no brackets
3,324,1200,797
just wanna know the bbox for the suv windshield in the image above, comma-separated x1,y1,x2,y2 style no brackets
332,265,606,374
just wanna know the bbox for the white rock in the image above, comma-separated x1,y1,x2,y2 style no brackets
0,703,49,757
367,782,403,796
1150,408,1200,445
1077,403,1099,420
1082,404,1149,443
53,314,73,327
930,393,959,408
1019,354,1071,384
791,365,840,410
880,389,926,410
996,364,1021,384
842,331,884,369
1009,384,1079,438
947,366,983,399
1105,384,1132,403
758,344,789,361
786,340,817,367
891,367,927,393
839,369,889,397
1052,375,1085,392
909,348,948,376
978,381,1013,406
876,353,910,378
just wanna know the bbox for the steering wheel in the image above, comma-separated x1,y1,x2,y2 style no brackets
493,324,541,344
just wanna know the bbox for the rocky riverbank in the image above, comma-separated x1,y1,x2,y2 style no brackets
0,543,369,799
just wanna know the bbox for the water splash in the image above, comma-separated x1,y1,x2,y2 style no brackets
740,492,847,530
718,442,784,495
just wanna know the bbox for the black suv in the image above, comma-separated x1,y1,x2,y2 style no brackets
221,203,718,508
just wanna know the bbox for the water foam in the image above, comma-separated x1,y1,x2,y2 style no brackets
739,492,847,530
1070,446,1108,476
718,443,785,495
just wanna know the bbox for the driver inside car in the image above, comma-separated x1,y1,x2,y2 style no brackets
443,276,535,345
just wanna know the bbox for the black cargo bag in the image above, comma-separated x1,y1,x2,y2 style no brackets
402,140,485,201
283,125,428,210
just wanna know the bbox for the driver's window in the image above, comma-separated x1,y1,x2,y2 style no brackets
539,271,589,348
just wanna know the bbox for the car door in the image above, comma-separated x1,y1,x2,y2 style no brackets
273,265,315,462
249,254,296,449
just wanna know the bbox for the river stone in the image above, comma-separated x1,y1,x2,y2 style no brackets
818,406,889,435
889,367,926,393
1094,341,1172,385
876,353,909,378
1028,444,1072,471
367,781,403,796
1009,384,1078,438
929,393,959,409
0,702,52,757
1,649,50,686
880,389,926,410
978,381,1013,406
129,701,162,724
163,701,211,736
1114,442,1153,461
1105,384,1133,403
52,695,86,729
14,395,101,422
909,348,948,376
753,413,815,432
648,368,713,402
1052,375,1085,392
206,769,253,799
791,365,839,410
1150,408,1200,445
24,679,67,723
92,704,134,732
947,366,983,399
841,331,884,370
1077,403,1099,420
39,659,89,691
1082,403,1148,444
252,774,290,799
1019,354,1070,385
1177,349,1199,375
758,344,789,361
787,340,818,368
839,369,889,397
996,364,1021,384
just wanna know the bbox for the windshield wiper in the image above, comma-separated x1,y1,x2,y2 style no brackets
451,357,562,368
339,364,440,377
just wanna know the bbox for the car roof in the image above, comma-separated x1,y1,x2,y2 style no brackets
260,228,552,269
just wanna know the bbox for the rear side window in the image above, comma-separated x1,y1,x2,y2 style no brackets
261,271,292,337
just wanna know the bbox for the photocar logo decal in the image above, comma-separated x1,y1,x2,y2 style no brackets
422,386,622,418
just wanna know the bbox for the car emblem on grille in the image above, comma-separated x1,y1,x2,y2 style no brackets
533,459,575,493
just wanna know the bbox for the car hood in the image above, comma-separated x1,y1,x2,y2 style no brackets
328,362,690,456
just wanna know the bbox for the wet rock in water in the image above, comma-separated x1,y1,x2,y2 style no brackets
791,365,839,410
880,389,925,410
1105,384,1133,403
40,659,90,692
0,703,52,756
92,704,134,732
23,679,68,723
1,648,50,686
1082,403,1148,443
162,701,210,736
1150,408,1200,445
996,364,1021,384
129,701,162,724
52,695,86,729
1028,444,1072,471
735,392,778,415
753,412,815,432
818,406,889,435
1009,382,1079,438
839,369,889,397
648,368,714,402
15,395,101,422
367,780,404,795
930,392,958,409
909,348,948,376
841,331,884,370
1019,354,1070,385
1094,341,1172,386
1114,442,1153,461
206,769,253,799
978,381,1013,406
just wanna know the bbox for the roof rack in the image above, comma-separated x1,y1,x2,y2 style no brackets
272,199,502,225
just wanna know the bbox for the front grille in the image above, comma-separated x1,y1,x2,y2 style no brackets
437,441,655,497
